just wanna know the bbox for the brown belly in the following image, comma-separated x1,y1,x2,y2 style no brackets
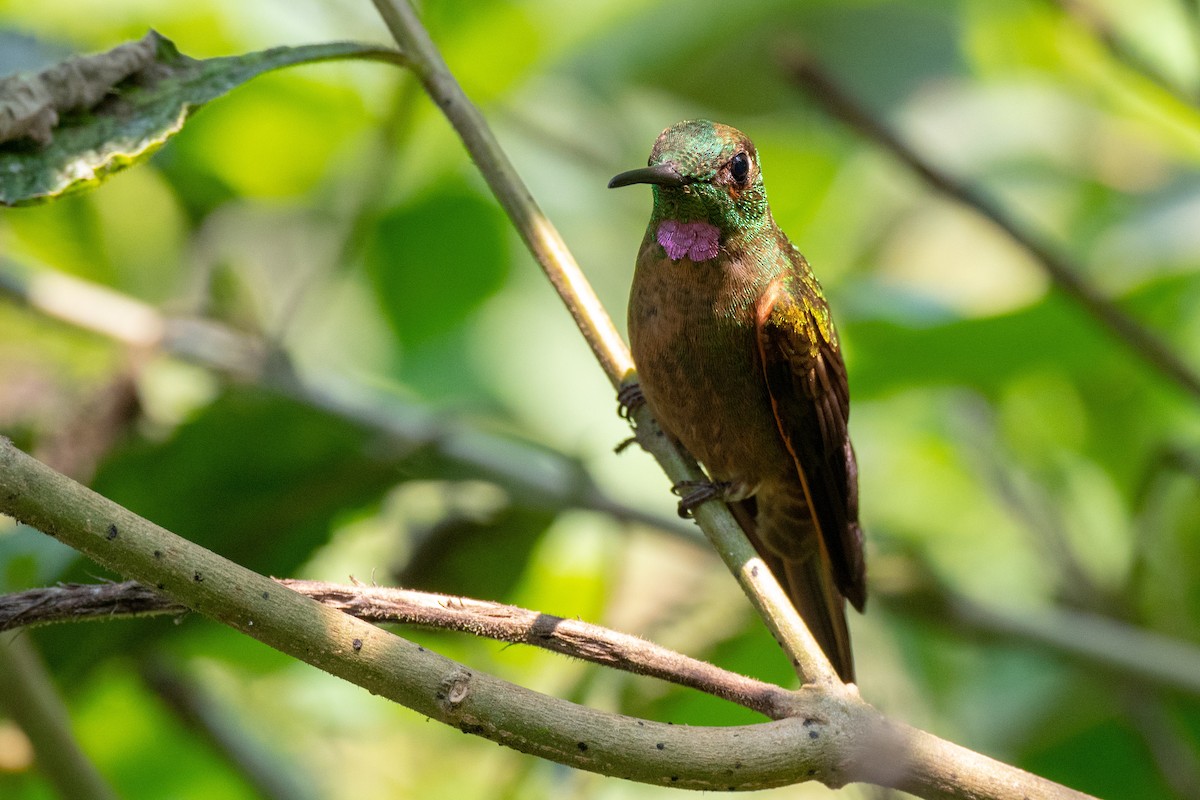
627,252,792,492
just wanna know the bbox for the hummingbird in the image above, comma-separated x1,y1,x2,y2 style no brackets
609,119,865,682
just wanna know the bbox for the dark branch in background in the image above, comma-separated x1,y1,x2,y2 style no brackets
1044,0,1200,106
0,636,118,800
0,259,695,543
0,580,803,721
785,55,1200,403
878,581,1200,698
139,659,320,800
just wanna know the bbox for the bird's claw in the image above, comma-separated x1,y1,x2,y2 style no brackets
615,382,647,454
617,382,645,420
671,480,730,518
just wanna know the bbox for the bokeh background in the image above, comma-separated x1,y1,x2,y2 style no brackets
2,1,1199,798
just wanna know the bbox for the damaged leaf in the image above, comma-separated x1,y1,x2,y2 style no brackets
0,31,405,206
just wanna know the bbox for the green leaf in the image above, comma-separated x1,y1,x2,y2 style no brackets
365,185,510,347
1019,694,1175,799
0,31,404,206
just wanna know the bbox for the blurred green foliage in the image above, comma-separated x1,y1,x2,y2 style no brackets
1,0,1199,798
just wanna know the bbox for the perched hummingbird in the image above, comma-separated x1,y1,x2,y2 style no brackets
610,120,866,681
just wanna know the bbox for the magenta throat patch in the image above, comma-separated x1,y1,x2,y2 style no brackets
656,219,720,262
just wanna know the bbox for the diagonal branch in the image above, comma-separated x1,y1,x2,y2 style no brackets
785,55,1200,403
878,581,1200,697
368,0,842,690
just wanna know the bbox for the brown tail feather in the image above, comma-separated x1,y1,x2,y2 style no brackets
781,556,854,682
731,499,855,683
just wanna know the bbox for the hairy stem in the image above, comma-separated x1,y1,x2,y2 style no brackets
0,579,803,721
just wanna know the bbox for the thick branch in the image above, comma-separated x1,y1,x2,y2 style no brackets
0,579,802,721
786,56,1200,402
0,439,1099,797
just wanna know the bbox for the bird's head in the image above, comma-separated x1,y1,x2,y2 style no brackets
609,119,769,234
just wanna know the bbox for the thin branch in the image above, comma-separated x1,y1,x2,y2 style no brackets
956,400,1110,610
368,0,841,690
368,2,631,387
785,55,1200,403
0,439,1099,797
0,581,175,627
16,569,1200,709
0,579,802,721
0,634,118,800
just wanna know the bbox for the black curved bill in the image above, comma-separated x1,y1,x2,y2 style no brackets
607,162,685,189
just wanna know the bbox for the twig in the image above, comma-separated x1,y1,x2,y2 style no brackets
369,0,841,689
0,634,118,800
17,571,1200,710
0,579,802,721
786,55,1200,403
0,439,1099,797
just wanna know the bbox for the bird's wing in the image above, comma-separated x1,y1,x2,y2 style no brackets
754,267,866,610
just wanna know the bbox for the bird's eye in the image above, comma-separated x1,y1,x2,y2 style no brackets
729,152,750,184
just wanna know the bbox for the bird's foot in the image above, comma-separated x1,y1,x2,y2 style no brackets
616,381,645,420
615,382,647,454
672,480,732,518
